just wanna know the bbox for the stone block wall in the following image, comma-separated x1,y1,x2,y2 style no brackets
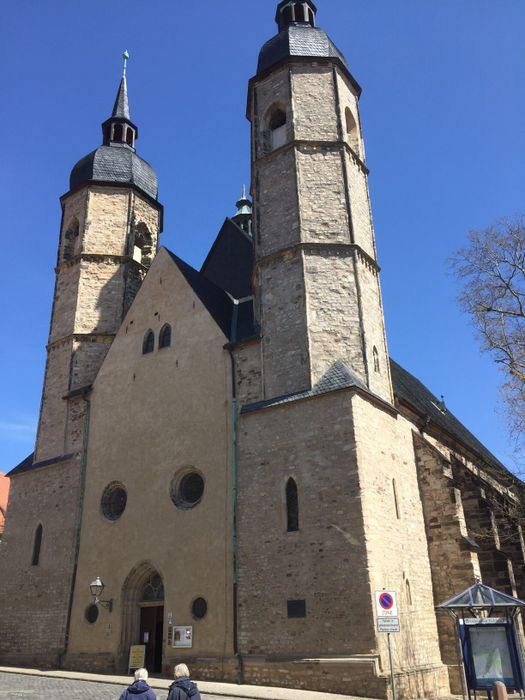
0,457,82,667
249,59,393,405
413,434,480,692
238,391,374,658
259,249,310,398
352,398,449,699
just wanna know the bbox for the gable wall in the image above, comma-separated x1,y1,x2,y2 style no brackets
65,249,235,673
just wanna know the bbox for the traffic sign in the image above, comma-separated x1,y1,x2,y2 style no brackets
378,617,400,633
375,590,398,617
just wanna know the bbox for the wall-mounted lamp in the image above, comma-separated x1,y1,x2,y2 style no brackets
89,576,113,612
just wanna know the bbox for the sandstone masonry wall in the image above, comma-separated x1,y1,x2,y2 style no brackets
0,458,82,667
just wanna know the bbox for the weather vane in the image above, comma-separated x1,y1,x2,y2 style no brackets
122,50,130,77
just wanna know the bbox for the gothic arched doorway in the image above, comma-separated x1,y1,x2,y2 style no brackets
120,562,165,673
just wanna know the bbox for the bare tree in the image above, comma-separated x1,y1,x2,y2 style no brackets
451,217,525,454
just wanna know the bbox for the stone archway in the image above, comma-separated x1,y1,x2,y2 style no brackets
119,561,165,673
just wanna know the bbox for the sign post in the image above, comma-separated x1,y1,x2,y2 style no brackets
375,590,399,700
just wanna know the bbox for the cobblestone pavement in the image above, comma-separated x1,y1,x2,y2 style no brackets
0,672,250,700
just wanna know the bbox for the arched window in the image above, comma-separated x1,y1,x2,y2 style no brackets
392,478,401,520
373,346,380,373
159,324,171,349
270,110,287,130
63,218,80,261
32,524,43,566
286,478,299,532
132,222,153,267
345,107,360,156
143,330,154,354
268,108,287,151
113,124,123,142
294,3,305,22
126,127,134,147
283,4,294,23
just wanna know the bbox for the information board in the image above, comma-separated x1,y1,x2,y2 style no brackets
128,645,146,673
461,622,524,691
378,617,400,633
173,625,193,648
470,626,514,687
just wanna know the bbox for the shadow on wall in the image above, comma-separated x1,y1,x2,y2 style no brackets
0,473,10,539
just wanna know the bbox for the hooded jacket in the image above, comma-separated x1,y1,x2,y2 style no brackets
119,679,157,700
167,677,201,700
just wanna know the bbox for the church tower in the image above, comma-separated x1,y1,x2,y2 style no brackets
35,56,163,463
249,0,392,403
0,57,162,668
236,5,449,697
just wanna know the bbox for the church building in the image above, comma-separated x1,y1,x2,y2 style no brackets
1,2,523,698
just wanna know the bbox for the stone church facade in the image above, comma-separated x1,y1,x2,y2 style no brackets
1,3,524,698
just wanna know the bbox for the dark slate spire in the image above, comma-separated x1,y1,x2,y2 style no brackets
111,50,131,119
101,51,138,148
69,51,159,200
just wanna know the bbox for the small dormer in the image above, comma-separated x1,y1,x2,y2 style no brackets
276,1,316,31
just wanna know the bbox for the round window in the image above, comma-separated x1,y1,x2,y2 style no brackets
85,604,99,624
101,482,127,521
192,597,208,620
171,470,204,510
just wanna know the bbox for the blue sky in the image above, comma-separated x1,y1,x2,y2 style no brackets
0,0,524,472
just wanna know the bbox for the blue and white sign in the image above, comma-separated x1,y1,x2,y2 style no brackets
375,590,398,617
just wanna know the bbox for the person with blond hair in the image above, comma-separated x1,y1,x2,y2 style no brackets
118,667,157,700
167,663,201,700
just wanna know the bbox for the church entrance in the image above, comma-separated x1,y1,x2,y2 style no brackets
120,563,165,674
139,604,164,673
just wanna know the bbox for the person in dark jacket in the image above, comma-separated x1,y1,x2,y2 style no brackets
119,668,157,700
167,663,201,700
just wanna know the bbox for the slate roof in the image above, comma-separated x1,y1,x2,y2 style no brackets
241,360,370,414
390,358,510,476
70,144,158,200
112,76,130,120
258,25,348,75
8,453,34,476
200,218,254,299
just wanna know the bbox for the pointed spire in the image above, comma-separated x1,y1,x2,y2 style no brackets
112,52,131,121
233,185,253,236
102,51,138,148
235,185,252,216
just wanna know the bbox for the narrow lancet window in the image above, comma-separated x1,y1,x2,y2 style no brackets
159,324,171,349
32,524,43,566
393,478,401,519
269,108,287,151
345,107,360,156
373,346,380,373
286,478,299,532
294,3,305,22
126,127,134,146
113,124,123,142
143,330,154,354
406,579,413,605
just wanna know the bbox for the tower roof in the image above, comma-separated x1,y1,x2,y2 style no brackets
257,1,348,76
112,76,130,120
68,53,159,201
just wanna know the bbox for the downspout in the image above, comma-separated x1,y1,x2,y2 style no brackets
59,392,91,668
228,300,245,684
